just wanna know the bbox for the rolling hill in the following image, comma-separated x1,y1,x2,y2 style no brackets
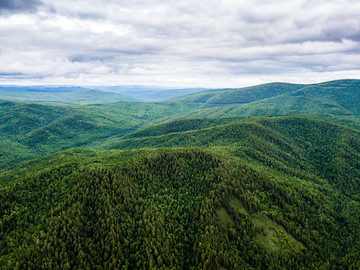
163,80,360,121
98,115,360,197
172,82,305,107
0,100,196,169
1,79,360,169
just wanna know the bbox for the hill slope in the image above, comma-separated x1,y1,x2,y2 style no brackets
0,146,359,269
99,115,360,198
172,82,305,107
0,100,196,169
164,80,360,120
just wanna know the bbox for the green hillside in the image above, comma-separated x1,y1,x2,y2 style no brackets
172,82,304,107
99,115,360,197
122,118,244,139
165,80,360,120
0,146,359,269
0,137,39,169
0,100,196,169
218,79,360,117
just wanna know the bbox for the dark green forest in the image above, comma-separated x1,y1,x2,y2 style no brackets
0,80,360,269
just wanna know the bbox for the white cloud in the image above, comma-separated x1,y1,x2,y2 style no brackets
0,0,359,87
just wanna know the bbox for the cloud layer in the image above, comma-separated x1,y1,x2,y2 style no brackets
0,0,359,87
0,0,41,13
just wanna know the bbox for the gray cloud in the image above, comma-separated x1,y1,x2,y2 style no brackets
0,0,41,13
0,0,359,87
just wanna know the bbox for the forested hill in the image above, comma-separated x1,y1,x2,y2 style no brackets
0,147,359,269
0,100,196,169
163,79,360,120
99,115,360,197
172,82,305,107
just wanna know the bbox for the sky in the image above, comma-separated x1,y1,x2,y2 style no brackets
0,0,360,88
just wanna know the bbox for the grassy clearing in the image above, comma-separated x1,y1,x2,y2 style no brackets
216,207,234,227
252,213,303,252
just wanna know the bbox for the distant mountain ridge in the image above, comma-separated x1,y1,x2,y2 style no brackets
1,79,358,106
171,82,305,106
161,79,360,121
0,85,208,102
0,86,138,103
92,85,208,101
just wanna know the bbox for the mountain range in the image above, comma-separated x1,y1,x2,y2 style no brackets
0,79,359,269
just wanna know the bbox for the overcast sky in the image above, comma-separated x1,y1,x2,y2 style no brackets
0,0,360,87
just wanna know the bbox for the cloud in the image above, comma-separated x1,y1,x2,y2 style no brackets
0,0,359,87
0,0,41,13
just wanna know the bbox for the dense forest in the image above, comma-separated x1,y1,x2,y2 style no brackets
0,80,359,269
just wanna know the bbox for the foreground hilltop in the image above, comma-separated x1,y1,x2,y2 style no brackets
0,145,359,269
